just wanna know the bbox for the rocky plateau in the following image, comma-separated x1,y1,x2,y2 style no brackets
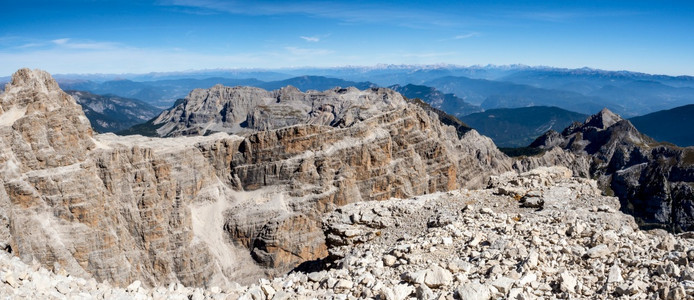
149,84,410,137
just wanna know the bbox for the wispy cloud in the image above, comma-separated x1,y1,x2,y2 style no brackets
52,38,70,45
300,36,320,42
439,32,480,41
510,11,584,22
1,37,121,51
453,33,480,39
284,46,333,56
51,38,118,50
17,42,45,49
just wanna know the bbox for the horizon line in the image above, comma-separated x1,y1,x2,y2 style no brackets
1,63,692,79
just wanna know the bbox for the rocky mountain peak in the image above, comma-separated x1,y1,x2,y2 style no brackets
583,107,622,130
2,68,692,298
0,69,94,171
1,68,76,115
149,84,408,137
529,106,694,231
8,68,61,93
533,108,648,155
278,85,301,93
3,165,691,299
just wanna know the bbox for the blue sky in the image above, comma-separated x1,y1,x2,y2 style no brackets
1,0,693,76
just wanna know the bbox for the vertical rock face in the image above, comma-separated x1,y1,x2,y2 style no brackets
196,97,513,270
529,108,694,231
0,69,96,261
1,69,261,288
0,69,513,288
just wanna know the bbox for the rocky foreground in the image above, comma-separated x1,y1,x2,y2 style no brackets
2,166,693,299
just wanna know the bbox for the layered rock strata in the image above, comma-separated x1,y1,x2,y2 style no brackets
150,85,410,137
0,69,511,287
3,167,693,299
0,69,265,288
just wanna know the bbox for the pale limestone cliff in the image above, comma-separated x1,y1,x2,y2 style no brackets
151,85,409,137
0,69,266,288
0,69,513,288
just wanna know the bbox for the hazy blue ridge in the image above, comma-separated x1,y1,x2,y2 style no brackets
389,83,482,117
66,90,162,133
629,104,694,147
461,106,588,148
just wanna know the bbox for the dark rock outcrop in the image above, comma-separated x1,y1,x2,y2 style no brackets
530,108,694,231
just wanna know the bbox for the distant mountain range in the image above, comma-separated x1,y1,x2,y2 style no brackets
460,103,694,148
461,106,588,147
27,65,690,118
260,76,375,91
389,83,482,117
630,104,694,147
60,78,265,108
66,90,161,133
0,64,529,85
6,65,686,141
58,76,374,108
422,76,613,115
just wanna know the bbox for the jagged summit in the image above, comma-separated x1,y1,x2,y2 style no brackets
533,108,649,153
7,68,61,93
529,107,694,231
584,107,622,130
2,68,76,114
145,84,408,137
0,68,94,171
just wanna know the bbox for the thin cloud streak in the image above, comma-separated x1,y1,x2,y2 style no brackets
438,33,481,41
454,33,480,39
52,38,70,45
284,46,333,56
51,38,120,50
300,36,320,42
17,43,44,49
